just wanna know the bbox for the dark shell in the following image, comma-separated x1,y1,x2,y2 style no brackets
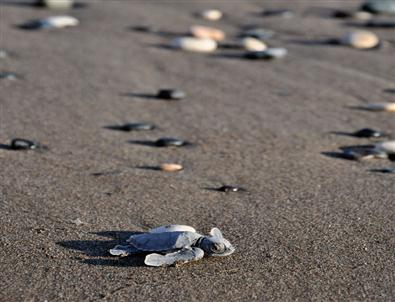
157,89,186,100
332,10,354,18
353,128,383,138
216,185,246,192
155,137,189,147
106,123,155,132
10,138,40,150
261,9,294,18
0,71,18,80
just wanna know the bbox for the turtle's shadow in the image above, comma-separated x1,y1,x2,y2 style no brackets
57,230,146,267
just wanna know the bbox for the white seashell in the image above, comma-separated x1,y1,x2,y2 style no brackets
149,225,197,234
43,0,74,10
353,11,373,20
375,141,395,154
340,30,379,49
160,163,183,172
364,103,395,112
200,9,223,21
170,37,217,53
190,25,225,41
241,37,267,51
41,15,79,29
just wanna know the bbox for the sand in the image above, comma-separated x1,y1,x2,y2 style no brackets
0,0,394,301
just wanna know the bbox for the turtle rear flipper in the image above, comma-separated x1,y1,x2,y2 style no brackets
145,247,204,267
109,244,141,257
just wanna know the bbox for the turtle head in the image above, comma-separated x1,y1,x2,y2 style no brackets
200,228,235,257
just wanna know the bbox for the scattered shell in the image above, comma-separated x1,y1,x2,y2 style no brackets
361,0,395,15
200,9,223,21
20,15,79,30
155,137,189,147
241,28,274,40
340,30,379,49
157,89,186,100
363,103,395,112
43,0,74,10
216,185,245,192
244,47,287,60
241,37,267,51
190,25,225,41
160,163,183,172
0,72,17,80
10,138,40,150
353,128,384,138
170,37,217,53
106,123,155,131
375,141,395,154
261,9,294,18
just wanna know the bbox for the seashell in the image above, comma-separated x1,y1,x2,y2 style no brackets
361,0,395,15
340,30,379,49
0,71,17,80
10,138,40,150
353,128,384,138
170,37,217,53
105,123,155,131
216,185,246,192
160,163,183,172
149,225,196,233
42,15,78,28
155,137,189,147
190,25,225,41
375,141,395,154
244,47,287,60
353,11,373,20
363,103,395,112
241,37,267,51
157,89,186,100
200,9,223,21
43,0,74,10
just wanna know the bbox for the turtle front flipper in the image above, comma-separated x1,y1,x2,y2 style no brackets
109,244,141,257
144,247,204,267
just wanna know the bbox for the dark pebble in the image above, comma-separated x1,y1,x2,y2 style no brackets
155,137,189,147
261,9,294,18
157,89,186,100
107,123,155,131
372,168,395,173
10,138,40,150
353,128,383,138
332,10,354,18
216,185,246,192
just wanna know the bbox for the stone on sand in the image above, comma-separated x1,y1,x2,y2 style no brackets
190,25,225,41
340,31,379,49
200,9,223,21
170,37,217,53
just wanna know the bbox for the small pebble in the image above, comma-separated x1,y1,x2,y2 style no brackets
361,0,395,15
42,0,74,10
170,37,217,53
190,25,225,41
200,9,223,21
216,185,245,192
363,103,395,112
0,72,17,80
353,128,384,138
108,123,155,131
157,89,186,100
10,138,40,150
244,47,287,60
20,15,79,30
241,37,267,51
160,163,183,172
241,28,275,40
155,137,189,147
261,9,294,18
375,140,395,154
340,30,380,49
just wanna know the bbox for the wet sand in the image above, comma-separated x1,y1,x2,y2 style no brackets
0,0,394,301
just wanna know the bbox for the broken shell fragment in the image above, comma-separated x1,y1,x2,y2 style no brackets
200,9,223,21
363,103,395,112
160,163,183,172
170,37,217,53
190,25,225,41
42,0,74,10
375,141,395,154
241,37,267,51
244,47,287,60
0,71,18,80
157,89,186,100
20,15,79,30
10,138,40,150
155,137,189,147
216,185,246,192
340,31,379,49
353,128,384,138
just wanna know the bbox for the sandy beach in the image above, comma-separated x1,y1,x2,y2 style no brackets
1,0,394,301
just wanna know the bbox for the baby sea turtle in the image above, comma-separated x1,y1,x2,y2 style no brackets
110,225,235,267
